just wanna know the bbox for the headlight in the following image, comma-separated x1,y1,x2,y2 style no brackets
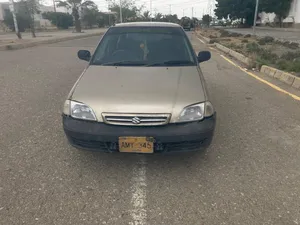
63,100,97,121
178,101,214,122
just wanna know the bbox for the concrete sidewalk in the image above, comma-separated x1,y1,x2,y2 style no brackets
0,28,107,50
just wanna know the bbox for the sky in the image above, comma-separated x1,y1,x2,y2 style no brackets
0,0,213,19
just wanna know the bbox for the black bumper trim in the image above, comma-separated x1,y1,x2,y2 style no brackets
63,114,216,152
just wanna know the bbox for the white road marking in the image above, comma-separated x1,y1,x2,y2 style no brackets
129,157,147,225
197,37,205,44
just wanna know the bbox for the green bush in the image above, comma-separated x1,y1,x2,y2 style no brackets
276,40,300,49
242,39,249,43
246,42,261,53
244,34,251,38
277,59,300,73
258,39,267,45
220,30,230,37
256,57,273,69
209,39,219,44
261,36,274,43
42,12,73,29
287,42,299,49
221,38,232,41
230,32,243,37
260,49,278,62
280,51,300,61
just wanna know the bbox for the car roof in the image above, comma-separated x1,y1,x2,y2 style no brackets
114,22,181,28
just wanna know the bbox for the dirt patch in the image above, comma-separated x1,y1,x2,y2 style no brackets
199,28,300,76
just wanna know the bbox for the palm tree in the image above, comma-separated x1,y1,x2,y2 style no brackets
154,13,163,21
57,0,96,32
142,11,150,21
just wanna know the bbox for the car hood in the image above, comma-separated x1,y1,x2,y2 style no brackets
71,65,206,122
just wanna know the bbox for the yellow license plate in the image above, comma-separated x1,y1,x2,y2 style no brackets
118,137,154,153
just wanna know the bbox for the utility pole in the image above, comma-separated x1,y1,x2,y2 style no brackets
192,7,194,18
53,0,56,12
150,0,152,21
169,4,171,15
183,9,185,17
9,0,21,39
207,0,211,16
253,0,259,34
119,0,123,23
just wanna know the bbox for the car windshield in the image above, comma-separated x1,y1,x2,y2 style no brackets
91,26,196,66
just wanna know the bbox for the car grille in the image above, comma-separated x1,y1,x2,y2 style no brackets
102,113,171,126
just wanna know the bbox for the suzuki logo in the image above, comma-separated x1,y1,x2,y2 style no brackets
132,117,141,124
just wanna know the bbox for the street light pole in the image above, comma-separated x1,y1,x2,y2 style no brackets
253,0,259,35
119,0,123,23
9,0,21,39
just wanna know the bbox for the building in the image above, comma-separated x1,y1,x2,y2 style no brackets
0,2,9,21
0,2,10,31
0,1,70,31
290,0,300,26
258,0,300,28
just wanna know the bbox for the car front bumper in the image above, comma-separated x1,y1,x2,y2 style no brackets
62,114,216,153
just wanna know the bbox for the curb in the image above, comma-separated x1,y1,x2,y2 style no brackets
214,43,254,67
195,31,300,91
260,65,300,90
0,31,105,51
196,32,253,67
196,32,211,43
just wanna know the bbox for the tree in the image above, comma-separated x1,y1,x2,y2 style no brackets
260,0,293,27
96,12,116,27
202,14,212,27
4,0,39,37
109,0,142,22
191,17,199,28
82,7,99,28
141,11,150,21
42,12,73,29
154,12,163,21
214,0,256,26
21,0,40,37
57,0,96,32
162,14,179,23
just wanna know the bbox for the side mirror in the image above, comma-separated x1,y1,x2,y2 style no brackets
78,50,91,61
197,51,211,63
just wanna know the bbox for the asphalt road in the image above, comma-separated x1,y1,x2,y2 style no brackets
1,33,300,225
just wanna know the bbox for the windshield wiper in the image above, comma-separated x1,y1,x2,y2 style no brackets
146,60,195,67
100,61,147,66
